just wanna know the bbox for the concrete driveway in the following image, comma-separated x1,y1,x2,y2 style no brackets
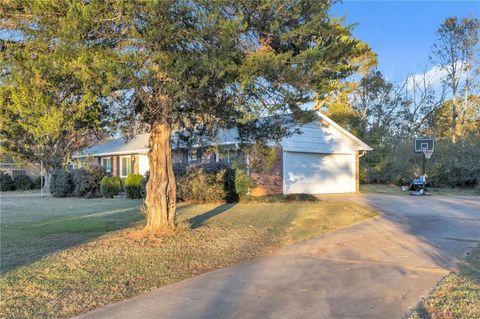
76,194,480,319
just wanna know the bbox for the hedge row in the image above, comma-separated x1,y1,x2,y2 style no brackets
49,162,255,202
50,167,106,198
141,162,254,203
173,162,253,203
0,173,43,192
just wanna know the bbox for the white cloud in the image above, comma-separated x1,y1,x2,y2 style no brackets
405,62,467,93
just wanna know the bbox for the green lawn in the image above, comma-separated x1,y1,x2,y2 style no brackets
411,245,480,319
0,195,378,319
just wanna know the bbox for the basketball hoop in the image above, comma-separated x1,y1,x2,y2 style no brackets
423,149,433,159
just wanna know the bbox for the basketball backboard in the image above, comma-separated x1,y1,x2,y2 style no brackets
415,137,434,153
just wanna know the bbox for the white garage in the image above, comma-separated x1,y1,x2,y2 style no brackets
283,152,355,194
280,113,372,195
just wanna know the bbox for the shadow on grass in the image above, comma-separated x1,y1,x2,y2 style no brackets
1,209,143,275
188,203,236,228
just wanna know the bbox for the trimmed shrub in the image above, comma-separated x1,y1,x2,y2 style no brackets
176,162,235,203
0,173,15,191
234,168,255,199
33,176,44,190
100,176,121,198
124,173,144,199
50,170,73,197
13,175,33,191
72,167,106,198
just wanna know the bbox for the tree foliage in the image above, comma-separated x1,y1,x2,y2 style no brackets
1,0,374,230
0,0,121,189
430,16,480,143
323,16,479,187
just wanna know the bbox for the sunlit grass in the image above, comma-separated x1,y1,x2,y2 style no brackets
0,197,378,319
411,245,480,319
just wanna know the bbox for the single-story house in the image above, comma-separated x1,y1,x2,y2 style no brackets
73,112,372,195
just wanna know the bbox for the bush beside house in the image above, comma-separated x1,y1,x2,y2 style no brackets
234,168,256,199
13,175,33,191
124,174,144,199
7,161,255,201
175,162,237,203
50,170,74,197
72,167,106,198
100,176,122,198
33,176,43,190
0,173,15,191
141,163,254,203
0,173,43,192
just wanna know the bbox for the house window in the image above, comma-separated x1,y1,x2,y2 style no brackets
187,149,198,163
101,157,112,173
120,156,132,177
219,149,239,164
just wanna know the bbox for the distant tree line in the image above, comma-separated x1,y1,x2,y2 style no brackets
321,17,480,188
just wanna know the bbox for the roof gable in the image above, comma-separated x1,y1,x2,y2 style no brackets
316,112,373,151
73,112,371,158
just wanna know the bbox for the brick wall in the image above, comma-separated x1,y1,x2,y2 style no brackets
249,147,283,196
112,156,118,176
172,151,184,163
133,155,139,174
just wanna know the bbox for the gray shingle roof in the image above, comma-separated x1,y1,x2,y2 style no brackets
73,112,372,159
73,133,150,158
73,129,240,158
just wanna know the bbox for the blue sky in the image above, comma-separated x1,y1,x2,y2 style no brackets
332,1,480,82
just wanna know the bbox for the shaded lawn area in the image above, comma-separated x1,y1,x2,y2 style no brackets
411,245,480,319
361,184,479,196
1,195,143,272
0,195,378,319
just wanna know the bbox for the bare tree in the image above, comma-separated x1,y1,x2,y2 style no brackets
400,68,446,137
430,16,480,143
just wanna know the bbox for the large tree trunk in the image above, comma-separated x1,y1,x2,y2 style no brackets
144,121,176,231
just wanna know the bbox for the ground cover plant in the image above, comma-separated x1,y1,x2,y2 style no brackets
411,245,480,319
0,195,378,318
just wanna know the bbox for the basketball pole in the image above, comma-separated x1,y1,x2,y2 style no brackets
422,153,426,176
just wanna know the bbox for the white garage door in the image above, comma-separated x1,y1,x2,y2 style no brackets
283,152,355,194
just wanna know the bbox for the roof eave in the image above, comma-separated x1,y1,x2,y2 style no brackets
316,112,373,151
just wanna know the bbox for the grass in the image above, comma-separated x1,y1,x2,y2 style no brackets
360,184,479,197
411,245,480,319
0,195,378,319
1,196,143,272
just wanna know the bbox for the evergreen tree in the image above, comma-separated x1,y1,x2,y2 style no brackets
0,1,120,190
1,0,373,230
